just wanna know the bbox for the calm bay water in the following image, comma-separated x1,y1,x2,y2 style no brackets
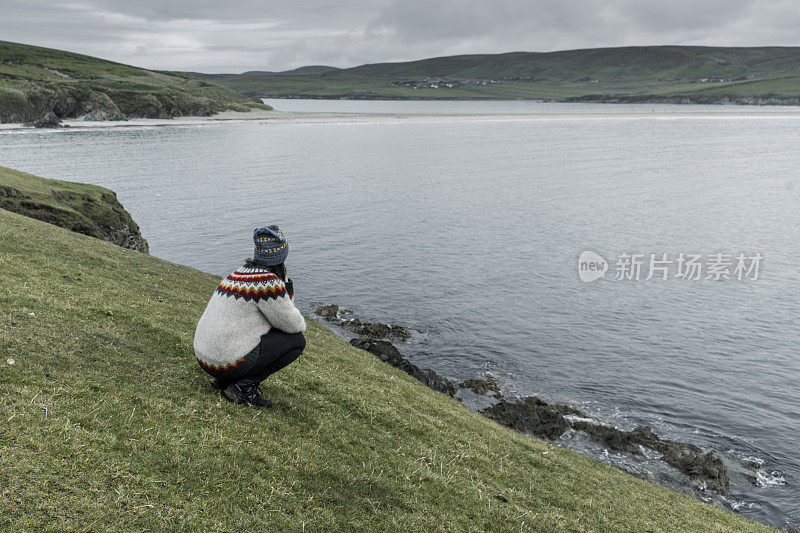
1,100,798,527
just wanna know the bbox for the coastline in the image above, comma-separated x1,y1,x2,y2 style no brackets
2,104,800,131
312,305,782,522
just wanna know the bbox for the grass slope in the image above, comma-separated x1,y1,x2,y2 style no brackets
0,41,270,123
0,205,771,531
196,45,800,103
0,166,147,251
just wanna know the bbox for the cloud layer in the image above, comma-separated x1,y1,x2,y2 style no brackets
2,0,799,72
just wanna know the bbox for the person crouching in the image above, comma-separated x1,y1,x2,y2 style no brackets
193,225,306,408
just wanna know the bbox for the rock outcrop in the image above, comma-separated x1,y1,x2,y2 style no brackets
350,338,457,396
458,376,502,397
482,397,571,440
483,399,730,493
29,111,63,128
341,319,410,340
0,84,269,124
315,305,410,340
571,422,729,493
0,167,148,253
315,304,342,320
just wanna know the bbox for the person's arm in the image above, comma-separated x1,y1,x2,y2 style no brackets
255,277,306,333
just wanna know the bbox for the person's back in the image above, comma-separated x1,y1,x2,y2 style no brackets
193,225,306,408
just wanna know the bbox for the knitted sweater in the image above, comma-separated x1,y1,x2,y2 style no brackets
193,265,306,371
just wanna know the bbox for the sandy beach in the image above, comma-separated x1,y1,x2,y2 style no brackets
5,105,800,131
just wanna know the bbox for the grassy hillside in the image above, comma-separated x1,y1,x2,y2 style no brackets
0,41,270,124
195,46,800,103
0,177,772,531
0,166,147,251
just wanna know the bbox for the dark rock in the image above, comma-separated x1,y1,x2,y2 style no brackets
482,397,570,440
349,338,401,364
458,376,501,397
31,112,62,128
415,368,458,396
656,442,729,494
105,223,148,252
315,305,410,340
82,108,126,121
550,403,588,418
571,421,645,454
571,422,729,494
349,338,457,396
481,395,730,494
315,304,340,320
742,458,763,470
341,319,410,341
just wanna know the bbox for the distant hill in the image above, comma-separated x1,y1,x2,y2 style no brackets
0,41,270,124
193,65,341,87
192,46,800,104
243,65,341,76
192,66,340,79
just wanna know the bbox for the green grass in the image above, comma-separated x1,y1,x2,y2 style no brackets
0,176,773,531
194,45,800,102
0,41,270,123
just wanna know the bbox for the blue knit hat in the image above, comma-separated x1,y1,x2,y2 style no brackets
253,225,288,266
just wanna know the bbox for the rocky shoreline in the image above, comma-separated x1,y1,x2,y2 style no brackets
316,304,768,506
0,82,269,128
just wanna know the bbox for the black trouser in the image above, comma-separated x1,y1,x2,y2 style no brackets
205,330,306,386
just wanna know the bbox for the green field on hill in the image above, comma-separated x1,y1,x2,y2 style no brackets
194,46,800,103
0,41,269,123
0,169,772,531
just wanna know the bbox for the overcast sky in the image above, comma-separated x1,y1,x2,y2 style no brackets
2,0,799,73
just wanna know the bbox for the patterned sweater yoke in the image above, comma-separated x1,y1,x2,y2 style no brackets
217,267,288,301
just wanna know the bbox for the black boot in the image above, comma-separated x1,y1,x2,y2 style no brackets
222,381,271,409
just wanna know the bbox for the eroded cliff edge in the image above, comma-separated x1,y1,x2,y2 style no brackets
0,166,148,252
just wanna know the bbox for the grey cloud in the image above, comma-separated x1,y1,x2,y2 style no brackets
0,0,797,72
612,0,752,30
